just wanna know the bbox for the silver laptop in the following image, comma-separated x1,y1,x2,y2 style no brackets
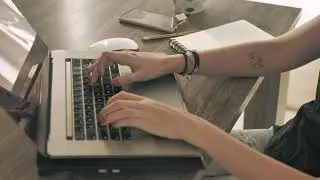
1,0,204,171
47,50,202,158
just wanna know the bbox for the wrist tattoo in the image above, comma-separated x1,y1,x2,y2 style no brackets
249,52,264,69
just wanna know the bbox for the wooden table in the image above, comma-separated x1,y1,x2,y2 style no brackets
1,0,300,179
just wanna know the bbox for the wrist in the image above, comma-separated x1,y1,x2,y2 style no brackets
180,115,212,147
162,54,185,74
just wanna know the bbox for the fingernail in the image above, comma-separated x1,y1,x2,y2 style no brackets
112,78,120,86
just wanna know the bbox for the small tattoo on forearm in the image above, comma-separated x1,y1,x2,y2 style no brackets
249,52,264,69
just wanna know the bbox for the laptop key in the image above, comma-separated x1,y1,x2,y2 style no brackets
72,59,80,66
95,98,104,104
103,84,112,91
110,63,119,72
72,74,81,79
84,87,92,93
74,102,83,108
104,89,113,96
73,74,81,79
121,128,132,140
73,90,82,96
86,123,95,129
86,127,97,140
94,92,103,98
73,67,82,72
85,105,94,111
95,103,104,110
84,98,93,104
74,107,83,114
75,124,84,132
82,59,91,65
73,85,82,90
82,73,89,78
75,120,84,126
75,132,85,140
110,126,120,140
86,116,94,124
103,78,111,85
74,98,82,103
74,113,84,122
73,95,83,101
98,127,109,140
93,86,103,93
83,80,90,86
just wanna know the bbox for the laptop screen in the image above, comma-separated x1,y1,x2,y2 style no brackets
0,0,48,98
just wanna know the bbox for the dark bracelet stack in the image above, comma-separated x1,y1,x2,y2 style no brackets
178,50,200,76
190,50,200,72
179,53,189,75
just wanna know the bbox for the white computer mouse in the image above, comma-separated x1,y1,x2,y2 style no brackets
89,38,139,51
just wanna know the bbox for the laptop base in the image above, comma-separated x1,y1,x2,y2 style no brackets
37,153,204,176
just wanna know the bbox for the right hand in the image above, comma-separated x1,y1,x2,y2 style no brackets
98,91,203,141
84,51,181,85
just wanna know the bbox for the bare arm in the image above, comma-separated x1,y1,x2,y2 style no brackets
185,118,314,180
101,92,315,180
86,16,319,84
167,15,320,76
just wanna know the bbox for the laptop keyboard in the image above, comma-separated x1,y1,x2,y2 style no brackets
69,58,131,141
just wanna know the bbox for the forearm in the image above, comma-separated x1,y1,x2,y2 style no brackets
165,15,319,77
195,40,285,76
184,118,314,180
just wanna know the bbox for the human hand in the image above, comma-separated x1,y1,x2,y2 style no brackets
98,91,201,140
84,51,183,85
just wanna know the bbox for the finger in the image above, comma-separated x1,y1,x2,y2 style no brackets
106,51,136,66
107,91,143,105
112,118,141,129
99,58,106,76
83,63,95,73
84,50,135,73
89,67,100,85
112,71,144,86
89,57,101,85
112,73,137,85
99,99,142,121
91,56,108,76
100,108,141,124
83,57,99,73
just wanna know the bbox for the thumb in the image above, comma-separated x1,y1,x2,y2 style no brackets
112,73,141,85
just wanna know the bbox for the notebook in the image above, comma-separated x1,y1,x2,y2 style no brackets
169,20,273,53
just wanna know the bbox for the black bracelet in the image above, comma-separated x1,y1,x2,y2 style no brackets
188,64,196,75
178,53,188,75
186,50,196,75
190,50,200,69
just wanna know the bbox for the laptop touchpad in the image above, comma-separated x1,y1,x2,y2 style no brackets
126,75,186,111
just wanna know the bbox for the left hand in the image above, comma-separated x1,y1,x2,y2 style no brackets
98,91,200,140
83,51,181,85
